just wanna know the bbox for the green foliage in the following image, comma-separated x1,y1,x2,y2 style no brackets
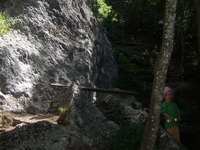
104,124,143,150
0,12,17,34
97,99,143,150
0,12,10,34
95,0,112,22
113,48,153,93
98,101,130,125
57,106,70,125
58,106,69,116
105,0,165,34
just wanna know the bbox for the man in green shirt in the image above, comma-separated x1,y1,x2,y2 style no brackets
161,86,181,141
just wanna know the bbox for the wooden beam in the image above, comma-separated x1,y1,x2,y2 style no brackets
50,83,138,95
80,87,138,95
50,83,70,87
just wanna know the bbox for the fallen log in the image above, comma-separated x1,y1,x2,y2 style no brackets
50,83,138,95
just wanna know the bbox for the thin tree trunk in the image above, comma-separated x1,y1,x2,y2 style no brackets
177,1,185,79
50,83,138,95
195,0,200,74
139,0,178,150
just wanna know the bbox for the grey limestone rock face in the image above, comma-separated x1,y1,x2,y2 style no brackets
0,0,117,113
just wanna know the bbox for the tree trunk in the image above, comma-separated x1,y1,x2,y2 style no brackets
195,0,200,75
139,0,178,150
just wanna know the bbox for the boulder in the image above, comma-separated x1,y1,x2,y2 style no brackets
0,0,117,113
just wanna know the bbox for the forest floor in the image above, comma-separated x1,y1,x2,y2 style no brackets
0,111,59,134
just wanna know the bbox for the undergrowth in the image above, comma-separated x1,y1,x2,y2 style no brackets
113,48,153,106
97,100,130,125
104,124,143,150
97,101,144,149
0,12,18,34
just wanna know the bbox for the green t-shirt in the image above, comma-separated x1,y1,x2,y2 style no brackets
161,101,180,128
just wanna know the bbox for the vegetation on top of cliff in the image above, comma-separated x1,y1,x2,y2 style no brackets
0,12,18,34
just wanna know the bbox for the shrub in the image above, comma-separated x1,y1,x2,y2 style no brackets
95,0,112,22
0,12,17,34
104,124,143,150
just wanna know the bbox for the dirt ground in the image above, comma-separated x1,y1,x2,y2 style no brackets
0,111,59,134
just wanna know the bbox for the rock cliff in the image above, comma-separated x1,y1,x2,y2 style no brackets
0,0,117,113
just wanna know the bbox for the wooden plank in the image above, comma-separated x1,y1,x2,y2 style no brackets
50,83,70,87
80,87,138,95
50,83,138,95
